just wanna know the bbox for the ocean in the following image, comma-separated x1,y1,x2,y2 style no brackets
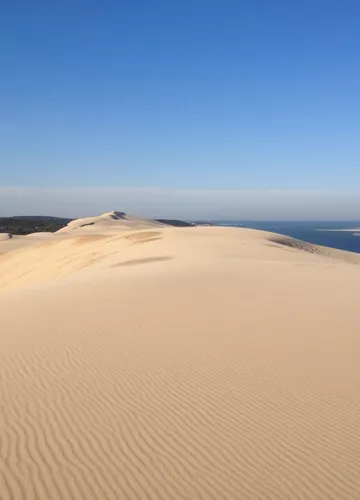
211,221,360,254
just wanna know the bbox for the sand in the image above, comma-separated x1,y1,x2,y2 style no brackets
0,233,57,254
1,212,360,500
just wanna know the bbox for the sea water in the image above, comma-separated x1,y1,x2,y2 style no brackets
212,221,360,254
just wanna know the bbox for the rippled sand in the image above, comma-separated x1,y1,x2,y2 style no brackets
1,213,360,499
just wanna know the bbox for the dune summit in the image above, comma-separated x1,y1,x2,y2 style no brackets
1,212,360,500
56,210,167,235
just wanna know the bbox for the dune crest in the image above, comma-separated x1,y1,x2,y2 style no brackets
56,210,167,235
1,215,360,499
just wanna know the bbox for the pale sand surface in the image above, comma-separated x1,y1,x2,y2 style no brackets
1,213,360,499
0,233,57,254
56,210,167,235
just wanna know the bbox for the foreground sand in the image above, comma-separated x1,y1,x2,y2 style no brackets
1,214,360,499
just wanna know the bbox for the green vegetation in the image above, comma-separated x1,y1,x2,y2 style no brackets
0,216,73,235
0,216,193,235
156,219,194,227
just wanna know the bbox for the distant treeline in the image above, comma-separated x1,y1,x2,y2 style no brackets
0,216,193,235
0,216,73,235
156,219,193,227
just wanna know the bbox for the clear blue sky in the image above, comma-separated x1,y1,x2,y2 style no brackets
1,1,360,217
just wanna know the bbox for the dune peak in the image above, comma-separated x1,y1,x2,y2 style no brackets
101,210,127,220
56,210,166,235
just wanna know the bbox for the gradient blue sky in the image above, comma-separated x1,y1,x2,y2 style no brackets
1,0,360,217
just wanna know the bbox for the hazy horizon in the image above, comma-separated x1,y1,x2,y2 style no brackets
1,186,360,221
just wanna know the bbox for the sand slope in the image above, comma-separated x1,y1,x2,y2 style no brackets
1,215,360,499
0,233,57,254
56,210,167,235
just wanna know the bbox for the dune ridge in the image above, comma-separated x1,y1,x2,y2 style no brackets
56,210,167,235
1,212,360,499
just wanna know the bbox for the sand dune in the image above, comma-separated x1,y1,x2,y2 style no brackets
56,210,167,235
0,232,56,254
1,213,360,499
